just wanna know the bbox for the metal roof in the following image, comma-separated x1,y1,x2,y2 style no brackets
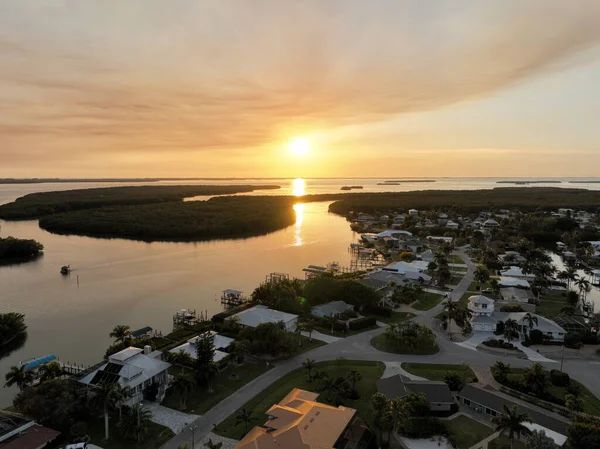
131,326,153,338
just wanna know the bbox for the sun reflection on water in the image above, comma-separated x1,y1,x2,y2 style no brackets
293,203,304,247
292,178,305,197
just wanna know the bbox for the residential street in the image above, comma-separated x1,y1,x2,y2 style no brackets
161,249,600,449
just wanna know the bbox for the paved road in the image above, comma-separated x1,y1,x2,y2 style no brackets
162,249,600,449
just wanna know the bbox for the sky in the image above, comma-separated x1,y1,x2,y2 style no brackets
1,0,600,178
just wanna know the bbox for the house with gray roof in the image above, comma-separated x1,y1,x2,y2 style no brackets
311,301,354,319
226,305,298,331
376,375,454,412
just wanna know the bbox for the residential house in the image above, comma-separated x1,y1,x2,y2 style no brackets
312,301,354,319
499,266,534,280
393,214,405,225
385,260,429,274
226,305,298,331
445,220,459,230
498,277,530,288
78,346,171,406
235,389,373,449
500,287,535,304
426,236,453,246
482,219,500,229
376,375,454,412
169,331,234,363
498,251,527,265
408,209,419,216
0,411,60,449
457,385,569,447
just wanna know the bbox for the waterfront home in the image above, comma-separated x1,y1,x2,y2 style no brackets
226,305,298,331
376,229,413,240
169,331,234,363
78,346,171,406
366,270,432,290
499,251,527,265
385,260,429,274
0,411,61,449
311,301,354,319
235,388,373,449
377,375,454,412
498,276,530,288
499,266,535,280
457,385,568,447
500,287,535,304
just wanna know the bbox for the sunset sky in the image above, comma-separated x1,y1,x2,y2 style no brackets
1,1,600,178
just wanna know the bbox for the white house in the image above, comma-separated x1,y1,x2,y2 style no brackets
482,219,500,229
79,347,171,406
376,229,413,240
468,295,495,318
426,236,453,245
446,220,459,230
312,301,354,319
170,331,235,363
408,209,419,216
499,266,534,280
385,260,429,273
226,305,298,331
498,277,530,288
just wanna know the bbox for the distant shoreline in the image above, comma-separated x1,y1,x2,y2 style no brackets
496,180,562,184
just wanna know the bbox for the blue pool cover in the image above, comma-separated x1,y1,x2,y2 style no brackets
21,354,57,371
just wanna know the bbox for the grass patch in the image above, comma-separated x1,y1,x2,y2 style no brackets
448,254,465,264
163,362,272,414
445,415,494,449
401,363,477,382
313,323,379,337
87,416,174,449
376,312,415,324
536,290,568,318
504,368,600,416
488,436,528,449
468,280,493,291
412,292,445,311
370,334,439,355
213,360,385,441
450,275,464,285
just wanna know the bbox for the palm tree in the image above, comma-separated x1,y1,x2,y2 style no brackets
504,319,519,342
109,325,131,344
92,381,124,440
204,439,223,449
298,321,315,341
522,313,538,338
493,405,532,449
474,265,490,291
118,404,152,444
4,365,35,391
303,358,316,382
38,361,62,383
442,299,458,334
575,278,591,304
170,349,193,373
490,278,500,296
205,362,220,393
523,363,548,397
325,314,338,334
171,373,195,409
236,408,257,435
347,370,362,393
492,361,511,384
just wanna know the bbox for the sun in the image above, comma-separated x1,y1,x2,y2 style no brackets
288,137,310,156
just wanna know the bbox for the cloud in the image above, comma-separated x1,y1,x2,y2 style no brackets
1,0,600,173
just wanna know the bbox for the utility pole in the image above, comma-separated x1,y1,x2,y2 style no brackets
190,424,197,449
560,343,565,372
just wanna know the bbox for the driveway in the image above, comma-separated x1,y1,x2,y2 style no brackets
512,341,557,363
301,330,342,344
455,331,494,351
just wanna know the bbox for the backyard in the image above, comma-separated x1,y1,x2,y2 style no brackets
536,290,569,318
401,363,477,383
488,435,527,449
445,415,494,449
411,292,445,311
213,360,385,441
87,417,174,449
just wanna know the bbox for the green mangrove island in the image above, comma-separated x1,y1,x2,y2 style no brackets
0,236,44,264
2,186,600,242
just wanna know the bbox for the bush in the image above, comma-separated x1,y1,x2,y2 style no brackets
348,316,377,330
483,338,518,350
529,329,544,345
565,332,583,349
500,305,525,312
339,309,358,320
494,320,505,336
582,332,598,345
443,372,464,391
550,369,571,387
362,304,392,317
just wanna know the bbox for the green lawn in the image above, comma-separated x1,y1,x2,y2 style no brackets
412,292,445,311
313,323,379,338
502,368,600,416
445,415,494,449
401,363,477,382
163,362,272,414
488,435,527,449
468,280,493,291
448,254,465,264
213,360,385,441
450,275,464,285
370,334,439,355
536,290,568,318
87,416,174,449
376,311,415,324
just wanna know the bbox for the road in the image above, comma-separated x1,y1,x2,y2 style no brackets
161,249,600,449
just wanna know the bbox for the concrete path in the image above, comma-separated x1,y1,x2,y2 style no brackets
145,402,201,434
382,361,426,380
512,341,558,363
301,330,342,344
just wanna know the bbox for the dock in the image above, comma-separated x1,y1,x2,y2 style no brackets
221,289,246,308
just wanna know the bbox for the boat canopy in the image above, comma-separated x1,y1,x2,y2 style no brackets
20,354,57,371
131,326,153,338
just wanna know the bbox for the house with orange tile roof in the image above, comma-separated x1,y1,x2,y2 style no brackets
235,388,374,449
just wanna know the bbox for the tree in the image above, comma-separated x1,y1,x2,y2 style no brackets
474,265,490,290
303,358,316,382
92,381,124,440
0,312,27,346
204,439,224,449
4,365,35,391
565,394,584,413
118,404,152,444
567,291,580,306
380,410,395,446
38,361,62,383
109,325,131,344
490,278,500,296
492,361,511,384
523,363,548,397
298,321,315,341
370,393,389,441
205,362,220,393
443,372,464,391
527,429,558,449
442,299,458,333
523,313,539,338
504,319,519,342
196,332,216,383
325,314,338,334
171,373,195,409
493,405,532,449
170,349,194,373
236,408,257,435
347,370,362,393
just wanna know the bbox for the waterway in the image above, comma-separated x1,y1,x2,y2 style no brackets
1,177,600,407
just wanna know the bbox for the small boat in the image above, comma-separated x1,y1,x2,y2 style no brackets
60,265,71,275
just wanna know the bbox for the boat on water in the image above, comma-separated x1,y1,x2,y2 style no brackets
60,265,71,275
18,354,57,371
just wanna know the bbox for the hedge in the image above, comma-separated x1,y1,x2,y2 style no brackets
550,369,571,387
362,304,392,317
348,316,377,330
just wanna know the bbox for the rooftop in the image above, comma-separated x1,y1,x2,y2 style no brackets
0,423,60,449
377,375,454,404
227,305,298,328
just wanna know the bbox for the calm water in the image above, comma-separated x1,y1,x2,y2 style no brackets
1,177,600,406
